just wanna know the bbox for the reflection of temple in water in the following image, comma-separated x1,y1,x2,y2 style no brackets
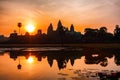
9,51,83,70
2,48,120,70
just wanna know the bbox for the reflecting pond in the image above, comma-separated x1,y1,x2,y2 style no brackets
0,47,120,80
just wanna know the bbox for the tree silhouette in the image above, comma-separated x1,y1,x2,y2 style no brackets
18,22,22,35
99,27,107,33
114,25,120,35
17,58,22,70
2,20,120,44
114,25,120,42
83,28,98,42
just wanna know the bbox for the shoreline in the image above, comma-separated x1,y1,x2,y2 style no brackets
0,43,120,48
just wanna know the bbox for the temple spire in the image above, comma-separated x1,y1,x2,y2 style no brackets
47,23,53,35
57,20,63,31
70,24,74,32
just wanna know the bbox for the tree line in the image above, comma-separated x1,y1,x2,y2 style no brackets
2,20,120,44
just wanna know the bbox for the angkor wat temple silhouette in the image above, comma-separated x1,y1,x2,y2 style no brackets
2,20,120,44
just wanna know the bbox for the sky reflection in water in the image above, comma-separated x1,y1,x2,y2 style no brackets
0,48,120,80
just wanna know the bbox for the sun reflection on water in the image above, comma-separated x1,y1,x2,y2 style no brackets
27,56,34,64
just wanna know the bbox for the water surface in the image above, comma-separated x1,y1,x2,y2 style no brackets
0,47,120,80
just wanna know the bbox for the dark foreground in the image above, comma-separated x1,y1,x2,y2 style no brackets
0,43,120,48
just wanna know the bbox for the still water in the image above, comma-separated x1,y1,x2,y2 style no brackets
0,47,120,80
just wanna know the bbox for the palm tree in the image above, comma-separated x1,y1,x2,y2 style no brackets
17,58,22,70
18,22,22,35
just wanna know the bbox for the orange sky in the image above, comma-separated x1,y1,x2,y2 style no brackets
0,0,120,36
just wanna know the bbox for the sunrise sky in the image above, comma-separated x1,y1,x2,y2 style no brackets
0,0,120,36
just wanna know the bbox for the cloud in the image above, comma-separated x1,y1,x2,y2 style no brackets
0,0,120,24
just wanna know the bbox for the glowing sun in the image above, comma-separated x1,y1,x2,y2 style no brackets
25,24,35,33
